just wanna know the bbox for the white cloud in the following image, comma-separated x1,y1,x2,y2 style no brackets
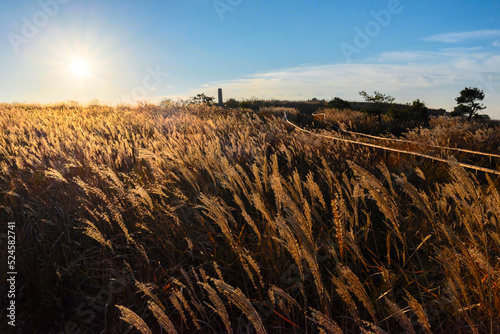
170,50,500,119
377,48,486,63
423,30,500,43
493,40,500,47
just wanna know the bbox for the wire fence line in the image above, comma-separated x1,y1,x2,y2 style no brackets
311,113,500,160
285,119,500,177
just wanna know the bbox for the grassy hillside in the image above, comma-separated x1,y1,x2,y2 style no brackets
1,102,500,333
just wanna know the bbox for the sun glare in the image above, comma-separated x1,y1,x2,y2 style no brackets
70,59,91,78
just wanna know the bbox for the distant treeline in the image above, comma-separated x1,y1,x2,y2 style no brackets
221,97,447,117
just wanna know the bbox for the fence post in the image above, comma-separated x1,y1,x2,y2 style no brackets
218,88,223,107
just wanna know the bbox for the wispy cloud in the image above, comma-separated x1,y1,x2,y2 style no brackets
377,48,489,64
376,48,486,63
423,29,500,43
172,49,500,118
493,40,500,47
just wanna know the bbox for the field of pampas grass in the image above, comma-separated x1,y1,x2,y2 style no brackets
1,102,500,333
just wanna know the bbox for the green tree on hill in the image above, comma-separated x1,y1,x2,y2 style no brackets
454,87,486,121
328,97,351,110
359,91,395,120
190,93,215,106
359,91,395,104
409,99,429,122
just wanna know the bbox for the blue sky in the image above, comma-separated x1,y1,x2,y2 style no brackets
1,0,499,118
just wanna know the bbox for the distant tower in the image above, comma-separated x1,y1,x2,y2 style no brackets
218,88,223,107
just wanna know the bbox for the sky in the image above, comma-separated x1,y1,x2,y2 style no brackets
0,0,499,118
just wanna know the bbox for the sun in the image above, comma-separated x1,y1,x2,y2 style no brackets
69,59,91,78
